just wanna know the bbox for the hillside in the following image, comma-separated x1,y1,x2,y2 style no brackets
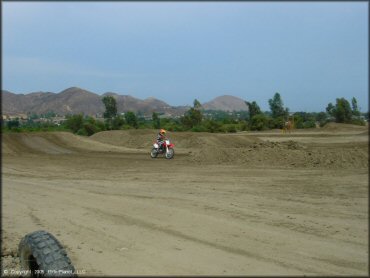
202,95,249,111
2,88,250,116
2,87,184,116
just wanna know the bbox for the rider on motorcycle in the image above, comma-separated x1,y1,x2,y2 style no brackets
157,129,167,150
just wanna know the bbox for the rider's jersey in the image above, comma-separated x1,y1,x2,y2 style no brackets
157,133,165,142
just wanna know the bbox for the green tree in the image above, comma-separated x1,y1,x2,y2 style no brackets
112,115,125,130
102,96,118,119
102,96,117,129
82,122,99,136
124,111,138,128
65,114,84,133
250,114,269,131
326,98,352,123
326,103,335,116
268,92,288,119
316,112,327,123
203,119,223,133
351,97,360,116
181,99,204,129
245,101,262,119
181,108,203,129
193,99,202,109
44,111,56,119
7,119,20,130
152,112,160,129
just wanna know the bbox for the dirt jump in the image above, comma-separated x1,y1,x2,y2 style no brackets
2,123,368,275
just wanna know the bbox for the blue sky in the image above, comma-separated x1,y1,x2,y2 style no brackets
2,2,368,112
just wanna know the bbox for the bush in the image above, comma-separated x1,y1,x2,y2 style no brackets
269,116,285,129
124,111,139,129
76,128,88,136
350,118,366,126
65,114,84,133
83,123,100,136
225,124,237,133
250,114,269,131
239,120,249,131
112,115,125,130
7,119,20,130
302,121,316,128
203,120,223,133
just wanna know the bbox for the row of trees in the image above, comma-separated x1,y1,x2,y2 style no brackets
3,94,366,135
326,97,362,124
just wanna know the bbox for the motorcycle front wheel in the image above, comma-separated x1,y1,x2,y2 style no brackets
150,148,158,158
165,148,174,159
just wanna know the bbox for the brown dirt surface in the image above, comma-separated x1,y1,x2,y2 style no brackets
2,125,368,275
321,122,368,132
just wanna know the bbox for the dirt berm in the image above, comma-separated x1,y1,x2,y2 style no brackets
90,128,368,169
3,128,368,169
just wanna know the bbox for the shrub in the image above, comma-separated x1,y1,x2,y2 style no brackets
203,120,223,133
269,116,285,129
65,114,84,133
250,114,269,131
112,115,125,130
239,120,249,131
124,111,139,129
7,119,20,130
350,118,366,126
302,121,316,128
83,123,100,136
225,124,237,133
76,128,88,136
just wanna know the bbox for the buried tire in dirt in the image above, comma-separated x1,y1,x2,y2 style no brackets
18,230,75,277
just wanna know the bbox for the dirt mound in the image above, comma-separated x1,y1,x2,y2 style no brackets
2,132,137,155
90,130,262,150
2,133,70,155
321,122,367,132
90,129,155,149
190,139,368,169
3,130,368,169
91,130,368,169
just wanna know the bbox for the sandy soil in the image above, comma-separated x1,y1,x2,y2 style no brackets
2,123,369,275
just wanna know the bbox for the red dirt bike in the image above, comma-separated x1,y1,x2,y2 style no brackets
150,139,175,159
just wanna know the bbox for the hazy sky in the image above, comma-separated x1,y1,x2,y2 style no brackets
3,2,368,112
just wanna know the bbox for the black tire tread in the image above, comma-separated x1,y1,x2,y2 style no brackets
18,230,75,277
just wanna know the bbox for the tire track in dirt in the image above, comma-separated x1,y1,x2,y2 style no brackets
87,207,315,273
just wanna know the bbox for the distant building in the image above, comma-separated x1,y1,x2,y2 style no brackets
51,116,66,125
2,114,28,120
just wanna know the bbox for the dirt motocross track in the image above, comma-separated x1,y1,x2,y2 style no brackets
2,123,369,275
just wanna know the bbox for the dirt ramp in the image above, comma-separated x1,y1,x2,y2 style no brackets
90,130,154,149
2,133,71,155
22,135,73,154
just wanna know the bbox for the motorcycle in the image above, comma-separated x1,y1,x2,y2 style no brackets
150,139,175,159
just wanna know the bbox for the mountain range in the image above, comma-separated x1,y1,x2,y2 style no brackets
2,87,249,116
